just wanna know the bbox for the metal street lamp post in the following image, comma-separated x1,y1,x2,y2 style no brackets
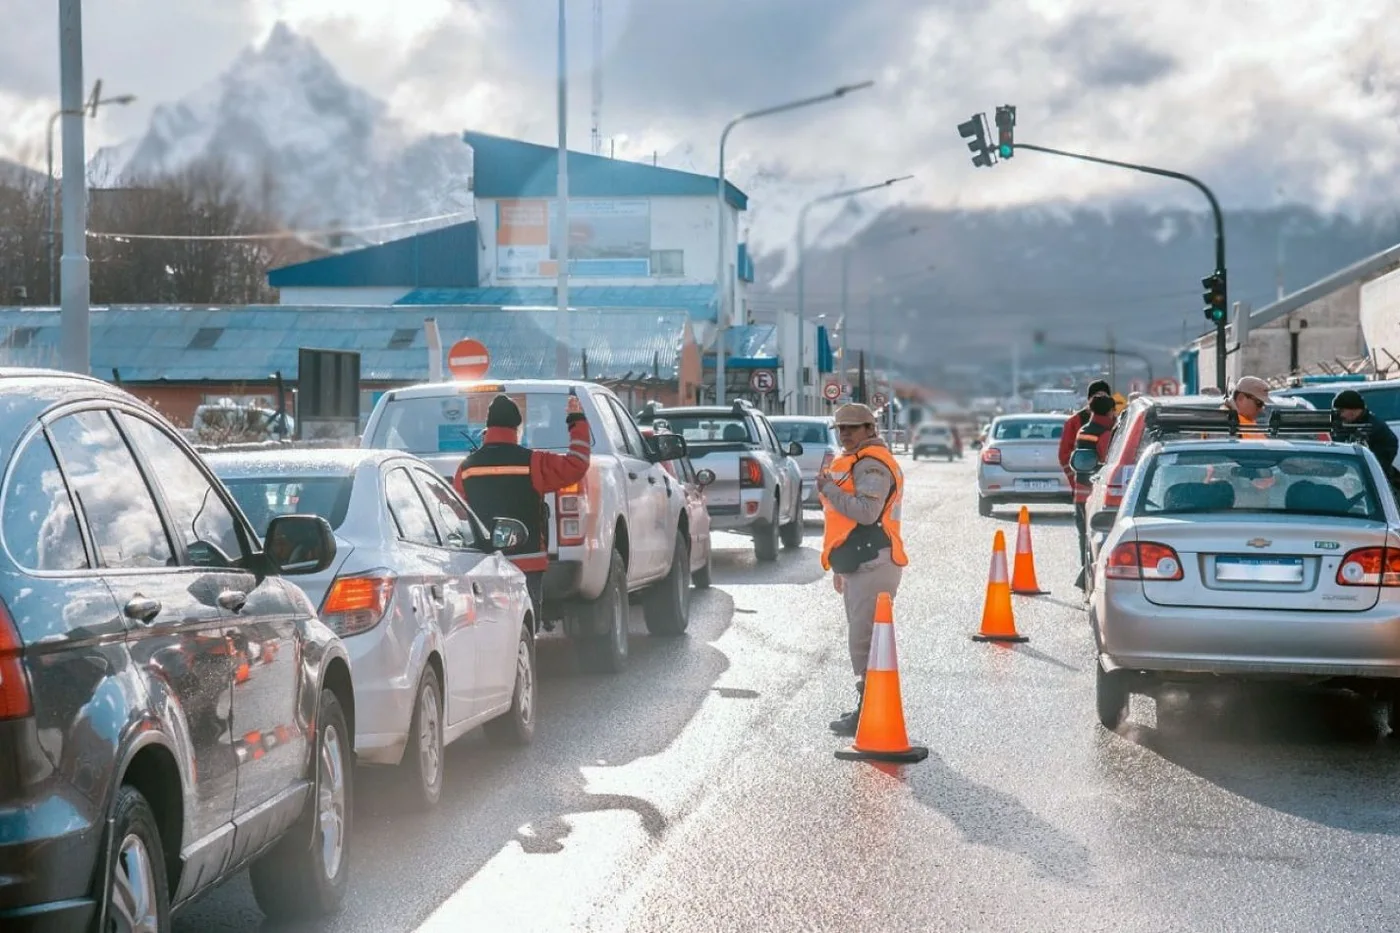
713,80,873,404
46,86,136,305
795,175,912,414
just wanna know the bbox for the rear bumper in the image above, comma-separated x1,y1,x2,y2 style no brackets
914,443,955,456
978,467,1070,500
1093,583,1400,678
543,559,584,601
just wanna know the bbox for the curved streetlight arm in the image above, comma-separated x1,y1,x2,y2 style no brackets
714,80,874,404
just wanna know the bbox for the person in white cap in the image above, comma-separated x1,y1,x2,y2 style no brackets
817,402,909,737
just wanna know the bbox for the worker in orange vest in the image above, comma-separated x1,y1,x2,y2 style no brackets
817,402,909,737
1229,375,1271,437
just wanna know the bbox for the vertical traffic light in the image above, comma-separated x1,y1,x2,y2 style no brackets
994,105,1015,159
1202,270,1227,324
958,115,994,168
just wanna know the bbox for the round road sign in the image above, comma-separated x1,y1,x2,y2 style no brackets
823,381,842,401
1150,378,1180,397
750,369,776,393
872,393,888,407
447,338,491,380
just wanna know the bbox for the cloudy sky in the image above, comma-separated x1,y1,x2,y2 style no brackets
3,0,1398,224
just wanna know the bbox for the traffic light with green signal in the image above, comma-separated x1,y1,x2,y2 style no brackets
994,105,1015,159
958,115,994,168
1202,270,1227,324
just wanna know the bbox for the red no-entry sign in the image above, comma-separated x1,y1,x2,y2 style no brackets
447,338,491,380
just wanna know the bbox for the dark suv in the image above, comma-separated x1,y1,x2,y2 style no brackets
0,369,356,931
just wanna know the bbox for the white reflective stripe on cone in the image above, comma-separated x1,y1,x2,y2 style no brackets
988,549,1009,583
1016,524,1031,553
865,621,899,672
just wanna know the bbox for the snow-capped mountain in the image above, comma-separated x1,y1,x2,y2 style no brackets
88,22,473,236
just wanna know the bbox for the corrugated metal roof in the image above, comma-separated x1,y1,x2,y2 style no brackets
0,305,691,383
267,221,479,289
465,131,748,211
396,285,718,322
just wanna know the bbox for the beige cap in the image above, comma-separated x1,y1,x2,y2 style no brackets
833,402,877,426
1233,375,1271,400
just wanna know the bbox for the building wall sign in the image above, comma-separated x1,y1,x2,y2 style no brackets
496,198,652,280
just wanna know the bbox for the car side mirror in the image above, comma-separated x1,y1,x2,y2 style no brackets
491,517,528,551
787,441,804,457
695,468,716,487
1089,509,1118,533
265,514,337,575
647,432,688,462
1069,449,1100,474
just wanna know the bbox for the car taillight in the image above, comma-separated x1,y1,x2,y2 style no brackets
1105,542,1184,581
1336,547,1400,586
557,481,585,546
0,598,32,720
321,573,396,636
980,447,1001,465
739,457,763,488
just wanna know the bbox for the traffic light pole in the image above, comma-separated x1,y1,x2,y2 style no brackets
1013,142,1227,388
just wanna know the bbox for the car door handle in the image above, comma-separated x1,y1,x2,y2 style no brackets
647,476,657,484
123,596,162,624
429,583,444,602
628,471,639,480
471,581,484,596
217,590,248,613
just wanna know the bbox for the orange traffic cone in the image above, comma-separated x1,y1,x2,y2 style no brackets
1011,506,1049,596
836,593,929,764
973,530,1029,643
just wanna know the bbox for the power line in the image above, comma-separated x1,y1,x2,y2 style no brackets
85,209,474,242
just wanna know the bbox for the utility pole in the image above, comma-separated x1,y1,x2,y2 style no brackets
590,0,603,156
555,0,570,378
58,0,91,374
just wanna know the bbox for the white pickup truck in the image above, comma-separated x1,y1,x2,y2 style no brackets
361,378,693,673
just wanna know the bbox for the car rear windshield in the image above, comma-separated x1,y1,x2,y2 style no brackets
1136,449,1381,520
772,421,834,446
369,392,576,453
657,414,755,444
993,419,1063,440
221,475,354,531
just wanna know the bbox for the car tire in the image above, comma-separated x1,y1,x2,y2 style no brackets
105,785,171,933
754,505,781,562
403,667,444,810
978,496,992,517
1096,660,1130,731
250,688,352,921
576,548,629,674
780,491,804,550
644,531,692,636
485,623,537,745
692,540,713,589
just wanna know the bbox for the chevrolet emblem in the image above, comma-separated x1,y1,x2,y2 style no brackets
1246,538,1272,548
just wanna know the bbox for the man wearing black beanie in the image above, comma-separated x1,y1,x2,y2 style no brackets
1334,390,1399,485
454,392,592,621
1056,379,1118,590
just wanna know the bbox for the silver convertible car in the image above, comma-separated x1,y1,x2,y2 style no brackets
1082,407,1400,731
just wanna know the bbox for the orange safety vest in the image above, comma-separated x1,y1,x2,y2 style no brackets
820,444,908,571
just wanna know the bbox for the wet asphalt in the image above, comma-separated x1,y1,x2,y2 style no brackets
177,454,1400,932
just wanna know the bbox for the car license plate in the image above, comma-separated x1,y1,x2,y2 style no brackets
1016,479,1057,491
1214,556,1304,583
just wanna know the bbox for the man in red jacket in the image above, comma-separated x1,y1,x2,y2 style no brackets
1057,380,1118,590
454,393,591,622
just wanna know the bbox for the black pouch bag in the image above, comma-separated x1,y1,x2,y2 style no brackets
827,456,897,573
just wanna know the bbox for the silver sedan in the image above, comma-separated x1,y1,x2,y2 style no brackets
976,413,1072,516
1088,434,1400,731
208,448,538,810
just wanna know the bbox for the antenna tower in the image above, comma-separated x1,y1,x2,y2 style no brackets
590,0,603,155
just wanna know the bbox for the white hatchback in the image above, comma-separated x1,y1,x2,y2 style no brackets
209,448,537,810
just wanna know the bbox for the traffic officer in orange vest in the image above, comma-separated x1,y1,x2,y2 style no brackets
454,393,591,622
816,402,908,737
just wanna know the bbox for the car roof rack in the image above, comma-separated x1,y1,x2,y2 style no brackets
1144,405,1373,442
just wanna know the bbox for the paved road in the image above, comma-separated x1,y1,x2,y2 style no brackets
179,454,1400,932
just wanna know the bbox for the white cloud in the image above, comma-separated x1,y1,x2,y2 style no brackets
3,0,1397,227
